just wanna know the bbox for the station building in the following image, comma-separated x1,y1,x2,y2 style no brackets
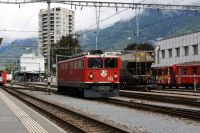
152,32,200,68
15,54,45,82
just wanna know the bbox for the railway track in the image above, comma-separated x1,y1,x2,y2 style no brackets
120,90,200,108
4,87,129,133
7,83,200,121
100,98,200,121
151,90,200,97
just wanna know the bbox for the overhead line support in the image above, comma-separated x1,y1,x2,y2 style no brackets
0,1,200,11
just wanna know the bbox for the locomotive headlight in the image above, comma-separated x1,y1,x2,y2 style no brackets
89,74,94,79
114,73,118,79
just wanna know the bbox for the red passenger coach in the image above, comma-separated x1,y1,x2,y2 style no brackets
57,51,122,98
155,62,200,89
0,70,7,85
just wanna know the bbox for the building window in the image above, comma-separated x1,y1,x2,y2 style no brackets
193,44,198,55
21,66,26,70
184,46,189,56
161,50,165,59
176,48,180,57
168,49,172,58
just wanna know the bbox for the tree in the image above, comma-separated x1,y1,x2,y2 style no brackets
53,34,82,55
124,43,154,51
51,34,83,66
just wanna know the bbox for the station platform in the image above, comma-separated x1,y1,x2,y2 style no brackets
0,88,65,133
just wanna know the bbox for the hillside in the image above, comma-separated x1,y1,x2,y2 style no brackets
78,9,200,50
1,10,200,55
0,38,38,57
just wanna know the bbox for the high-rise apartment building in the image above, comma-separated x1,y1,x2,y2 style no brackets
38,7,75,59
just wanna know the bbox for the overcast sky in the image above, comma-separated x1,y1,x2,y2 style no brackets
0,0,199,43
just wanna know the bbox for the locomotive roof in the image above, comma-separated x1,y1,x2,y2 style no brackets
152,61,200,68
85,54,119,58
58,53,120,64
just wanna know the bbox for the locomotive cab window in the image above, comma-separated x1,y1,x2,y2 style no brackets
105,58,118,68
88,58,103,68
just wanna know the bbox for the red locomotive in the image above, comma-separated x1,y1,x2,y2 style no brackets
0,70,7,85
57,50,122,98
155,61,200,89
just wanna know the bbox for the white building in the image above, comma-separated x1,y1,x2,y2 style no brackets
15,54,45,74
152,32,200,67
38,7,75,59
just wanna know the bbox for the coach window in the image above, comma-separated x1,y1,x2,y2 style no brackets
70,62,73,69
77,61,81,69
192,67,197,75
183,68,188,75
74,61,77,69
81,60,84,69
65,64,68,70
105,58,118,68
88,58,103,68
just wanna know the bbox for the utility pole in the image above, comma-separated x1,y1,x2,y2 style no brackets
135,8,140,76
47,0,51,76
95,6,100,50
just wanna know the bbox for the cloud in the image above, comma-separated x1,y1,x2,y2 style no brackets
0,0,199,43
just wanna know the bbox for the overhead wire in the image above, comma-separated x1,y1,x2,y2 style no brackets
80,0,196,49
82,0,187,32
0,29,38,32
131,0,195,35
81,0,147,32
22,3,44,30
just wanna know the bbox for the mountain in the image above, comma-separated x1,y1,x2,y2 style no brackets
0,38,38,57
78,9,200,50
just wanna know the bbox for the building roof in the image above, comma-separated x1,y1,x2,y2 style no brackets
176,61,200,66
156,30,200,42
